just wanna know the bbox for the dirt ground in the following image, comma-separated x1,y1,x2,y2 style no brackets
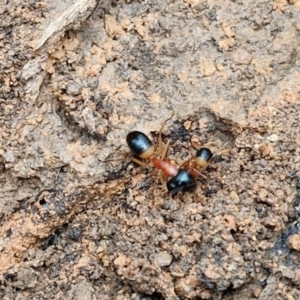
1,0,300,299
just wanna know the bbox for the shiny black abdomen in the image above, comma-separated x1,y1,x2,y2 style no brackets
126,131,153,156
167,169,195,196
196,148,213,161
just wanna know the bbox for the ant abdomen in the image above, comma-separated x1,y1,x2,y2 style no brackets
126,131,154,159
194,147,213,169
167,169,195,196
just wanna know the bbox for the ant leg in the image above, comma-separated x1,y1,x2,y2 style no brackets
161,140,170,160
131,157,148,167
149,168,161,196
101,157,126,163
212,141,229,158
100,152,148,167
160,174,170,193
157,111,174,156
179,150,193,169
100,147,130,162
192,168,208,179
159,172,169,190
101,158,120,163
151,139,171,189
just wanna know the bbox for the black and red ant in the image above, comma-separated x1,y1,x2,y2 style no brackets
166,147,213,196
126,112,179,180
126,113,214,197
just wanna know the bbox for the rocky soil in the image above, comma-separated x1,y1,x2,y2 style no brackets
1,0,300,299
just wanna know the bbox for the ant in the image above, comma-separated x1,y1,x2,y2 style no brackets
166,147,213,196
126,112,178,180
126,113,214,197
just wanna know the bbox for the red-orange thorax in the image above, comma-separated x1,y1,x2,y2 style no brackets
151,158,178,177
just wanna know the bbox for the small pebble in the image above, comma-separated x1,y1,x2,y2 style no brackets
267,134,279,142
154,252,173,267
